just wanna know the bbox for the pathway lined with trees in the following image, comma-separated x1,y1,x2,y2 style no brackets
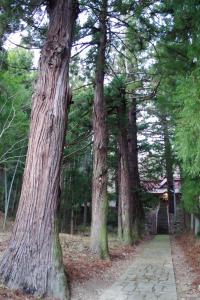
100,235,177,300
0,0,200,299
0,230,198,300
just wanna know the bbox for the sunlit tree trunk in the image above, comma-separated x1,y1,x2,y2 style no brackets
0,1,78,299
90,0,109,259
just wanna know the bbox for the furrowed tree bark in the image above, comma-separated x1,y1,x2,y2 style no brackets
117,91,133,245
128,97,144,237
83,164,91,226
90,0,109,259
0,1,78,299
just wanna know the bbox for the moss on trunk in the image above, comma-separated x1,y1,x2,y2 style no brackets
0,1,78,298
50,220,69,300
99,193,109,259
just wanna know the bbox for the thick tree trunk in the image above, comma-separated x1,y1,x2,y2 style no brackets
90,0,109,259
128,97,144,236
59,166,69,233
0,1,78,299
117,93,133,245
162,114,174,213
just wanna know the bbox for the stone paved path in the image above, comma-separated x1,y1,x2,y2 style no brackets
100,235,177,300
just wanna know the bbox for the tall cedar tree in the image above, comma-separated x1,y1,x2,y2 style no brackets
90,0,109,259
128,97,141,233
0,1,78,299
117,89,133,245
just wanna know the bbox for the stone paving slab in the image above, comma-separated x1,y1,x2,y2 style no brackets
100,235,177,300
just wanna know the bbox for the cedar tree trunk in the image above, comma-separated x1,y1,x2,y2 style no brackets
0,1,78,299
128,97,144,231
117,92,133,245
90,0,109,259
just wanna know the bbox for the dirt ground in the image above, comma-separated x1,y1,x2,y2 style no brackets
69,235,150,300
70,233,200,300
0,228,148,300
171,233,200,300
0,228,199,299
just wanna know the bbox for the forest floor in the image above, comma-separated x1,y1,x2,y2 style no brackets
171,233,200,299
0,218,199,299
70,233,200,300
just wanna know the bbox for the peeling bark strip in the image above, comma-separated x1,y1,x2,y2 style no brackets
0,1,78,299
90,0,109,259
117,93,133,245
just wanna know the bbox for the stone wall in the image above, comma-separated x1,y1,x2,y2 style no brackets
146,205,186,235
190,214,200,236
145,206,159,235
169,206,185,234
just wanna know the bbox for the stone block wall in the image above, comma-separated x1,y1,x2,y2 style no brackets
146,205,185,235
169,206,185,234
145,206,159,235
